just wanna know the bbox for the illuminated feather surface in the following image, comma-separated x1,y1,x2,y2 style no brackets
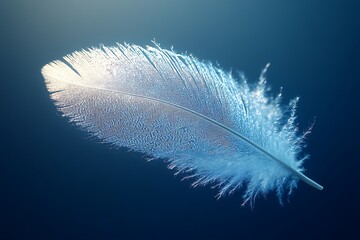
42,42,322,205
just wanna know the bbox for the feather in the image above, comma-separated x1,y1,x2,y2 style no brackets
42,42,323,205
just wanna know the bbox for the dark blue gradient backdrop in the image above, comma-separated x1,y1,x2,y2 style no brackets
1,0,359,239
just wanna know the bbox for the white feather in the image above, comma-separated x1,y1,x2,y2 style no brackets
42,42,322,205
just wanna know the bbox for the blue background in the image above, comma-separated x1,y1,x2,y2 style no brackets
1,0,359,239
